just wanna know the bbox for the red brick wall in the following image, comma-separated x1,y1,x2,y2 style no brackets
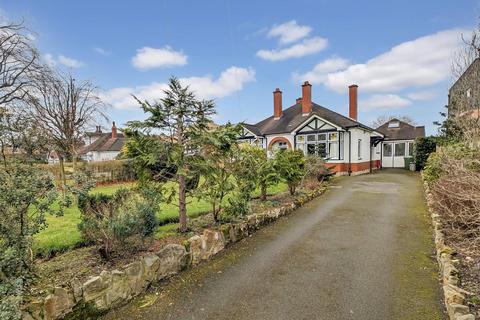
327,160,381,174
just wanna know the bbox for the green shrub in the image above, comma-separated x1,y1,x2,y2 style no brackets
423,143,480,186
274,149,306,195
423,152,441,187
0,163,59,319
221,193,250,220
77,188,157,259
239,145,279,201
413,137,437,170
304,155,330,182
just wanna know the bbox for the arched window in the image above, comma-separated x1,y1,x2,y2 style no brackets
271,140,288,150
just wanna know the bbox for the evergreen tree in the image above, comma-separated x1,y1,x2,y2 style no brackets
127,77,214,232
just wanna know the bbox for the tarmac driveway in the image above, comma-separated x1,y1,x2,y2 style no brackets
104,170,444,320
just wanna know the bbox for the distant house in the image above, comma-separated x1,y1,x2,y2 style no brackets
375,119,425,168
238,82,384,175
79,122,126,162
449,58,480,119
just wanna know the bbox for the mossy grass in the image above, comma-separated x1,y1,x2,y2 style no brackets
33,181,288,258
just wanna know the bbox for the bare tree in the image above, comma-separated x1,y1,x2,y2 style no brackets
452,22,480,79
370,115,416,128
28,70,107,190
0,105,51,167
449,21,480,143
0,21,40,107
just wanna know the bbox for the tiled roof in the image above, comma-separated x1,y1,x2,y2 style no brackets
79,132,126,154
244,102,375,136
375,119,425,141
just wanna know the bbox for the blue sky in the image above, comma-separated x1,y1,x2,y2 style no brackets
2,0,480,134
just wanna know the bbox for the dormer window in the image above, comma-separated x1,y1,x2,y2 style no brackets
388,121,400,128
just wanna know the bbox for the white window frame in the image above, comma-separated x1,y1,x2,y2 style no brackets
388,121,400,128
295,131,343,160
357,139,362,160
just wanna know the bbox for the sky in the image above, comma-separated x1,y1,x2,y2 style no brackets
2,0,480,135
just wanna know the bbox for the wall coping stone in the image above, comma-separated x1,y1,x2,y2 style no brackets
23,185,327,320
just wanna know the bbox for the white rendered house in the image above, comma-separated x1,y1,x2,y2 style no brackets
375,119,425,168
239,82,384,175
79,122,126,162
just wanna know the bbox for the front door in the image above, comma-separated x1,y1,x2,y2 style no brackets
382,142,406,168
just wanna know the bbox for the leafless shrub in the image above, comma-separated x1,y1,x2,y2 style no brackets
430,150,480,253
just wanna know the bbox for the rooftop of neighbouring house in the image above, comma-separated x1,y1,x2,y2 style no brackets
79,122,126,154
375,119,425,141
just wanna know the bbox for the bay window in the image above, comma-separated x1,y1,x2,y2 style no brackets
295,131,343,160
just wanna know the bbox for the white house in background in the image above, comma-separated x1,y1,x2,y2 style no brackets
375,119,425,168
79,122,126,162
239,82,384,175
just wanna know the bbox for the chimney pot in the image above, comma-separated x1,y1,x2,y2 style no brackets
111,121,117,139
273,88,282,119
301,81,312,115
348,84,358,120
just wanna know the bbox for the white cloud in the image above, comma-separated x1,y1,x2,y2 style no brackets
267,20,312,44
93,47,110,56
44,53,56,67
406,90,437,101
132,46,187,70
101,66,256,110
293,57,349,83
44,53,85,68
26,33,37,41
295,28,466,93
58,55,84,68
360,94,412,111
257,37,328,61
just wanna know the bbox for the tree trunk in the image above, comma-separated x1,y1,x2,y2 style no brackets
212,202,217,222
1,143,7,169
178,174,187,232
72,144,78,172
72,155,77,172
59,156,67,196
260,182,267,201
289,184,295,196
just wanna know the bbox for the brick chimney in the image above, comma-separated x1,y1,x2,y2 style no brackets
301,81,312,115
273,88,282,119
349,84,358,120
111,121,117,139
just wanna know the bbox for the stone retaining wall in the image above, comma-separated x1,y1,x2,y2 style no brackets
23,186,326,320
422,176,475,320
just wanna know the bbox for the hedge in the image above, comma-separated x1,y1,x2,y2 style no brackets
413,136,437,171
39,159,136,184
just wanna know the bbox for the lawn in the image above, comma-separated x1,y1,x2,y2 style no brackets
33,181,288,258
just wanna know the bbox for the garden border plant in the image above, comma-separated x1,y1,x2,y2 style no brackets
22,177,328,320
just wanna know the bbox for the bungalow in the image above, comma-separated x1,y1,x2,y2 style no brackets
239,82,384,175
375,119,425,168
79,122,126,162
